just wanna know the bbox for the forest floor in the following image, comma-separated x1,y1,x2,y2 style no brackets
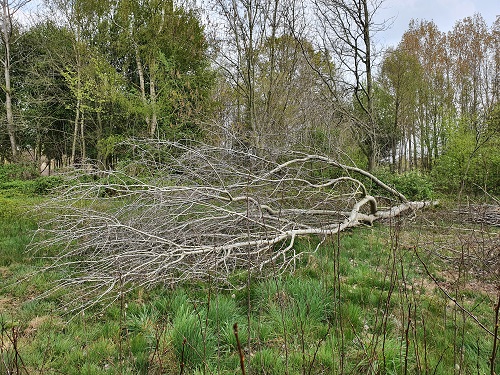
0,192,499,374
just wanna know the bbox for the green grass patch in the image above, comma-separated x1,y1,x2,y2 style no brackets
1,191,499,374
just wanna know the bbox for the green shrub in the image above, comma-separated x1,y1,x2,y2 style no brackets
31,176,65,195
375,170,434,200
170,304,216,370
432,137,500,195
0,175,65,196
431,115,500,196
0,163,38,182
0,196,25,220
250,348,285,374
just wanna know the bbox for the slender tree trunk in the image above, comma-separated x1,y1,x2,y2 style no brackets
367,144,375,172
149,58,158,137
391,99,400,172
399,131,405,173
35,131,42,166
80,110,86,162
244,0,260,152
71,97,81,165
363,0,376,171
412,126,418,170
3,64,17,159
263,0,279,141
70,24,84,166
135,45,151,131
1,0,17,160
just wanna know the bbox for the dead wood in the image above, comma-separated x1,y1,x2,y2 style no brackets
30,140,437,306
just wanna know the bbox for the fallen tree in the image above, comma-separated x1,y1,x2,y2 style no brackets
31,140,437,305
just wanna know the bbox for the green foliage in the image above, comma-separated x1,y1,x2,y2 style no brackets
374,169,434,200
155,50,216,140
250,349,286,374
170,302,216,371
14,21,75,161
432,120,500,195
7,1,215,166
31,176,66,195
0,175,65,197
0,162,66,199
0,164,38,182
0,196,25,221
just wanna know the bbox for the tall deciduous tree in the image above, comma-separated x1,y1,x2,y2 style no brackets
254,35,343,152
212,0,273,150
448,14,492,119
41,0,213,165
45,0,101,165
109,0,213,139
399,20,453,170
313,0,386,171
379,47,423,171
14,21,75,167
211,0,307,152
492,16,500,107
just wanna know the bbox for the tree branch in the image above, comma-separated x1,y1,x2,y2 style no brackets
30,139,435,308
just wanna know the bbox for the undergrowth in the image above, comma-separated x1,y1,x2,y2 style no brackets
0,191,499,374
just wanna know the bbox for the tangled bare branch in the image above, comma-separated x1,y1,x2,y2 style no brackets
30,140,436,305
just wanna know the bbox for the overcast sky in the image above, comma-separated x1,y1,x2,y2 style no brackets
19,0,499,50
374,0,499,48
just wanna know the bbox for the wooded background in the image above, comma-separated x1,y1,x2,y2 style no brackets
1,0,499,194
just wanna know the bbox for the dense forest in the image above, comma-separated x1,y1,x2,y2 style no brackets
0,0,498,194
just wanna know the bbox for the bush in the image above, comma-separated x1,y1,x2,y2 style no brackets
432,136,500,196
0,196,25,220
31,176,65,195
0,176,65,197
170,304,216,370
0,163,38,182
374,170,434,200
431,113,500,196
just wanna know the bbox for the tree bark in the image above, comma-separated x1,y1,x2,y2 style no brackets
70,93,81,165
135,44,151,131
1,0,18,160
148,57,158,137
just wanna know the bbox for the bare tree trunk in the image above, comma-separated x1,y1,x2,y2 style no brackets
148,58,158,137
399,132,405,173
412,126,418,170
313,0,385,171
362,0,377,171
262,0,280,147
3,61,17,159
245,0,259,151
1,0,18,160
135,45,151,130
80,110,86,162
71,97,81,165
391,99,400,172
